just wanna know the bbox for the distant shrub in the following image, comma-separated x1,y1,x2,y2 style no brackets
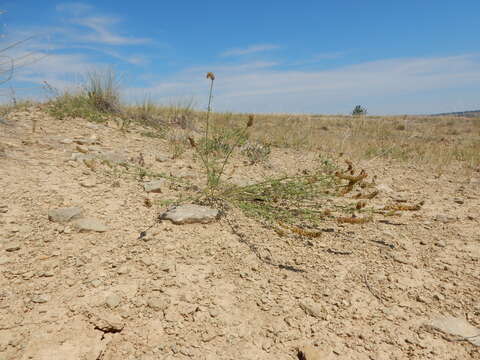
352,105,367,116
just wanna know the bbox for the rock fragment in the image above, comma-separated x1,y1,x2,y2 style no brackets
426,316,480,346
48,207,83,223
73,217,108,232
160,204,218,225
299,299,323,318
144,179,165,193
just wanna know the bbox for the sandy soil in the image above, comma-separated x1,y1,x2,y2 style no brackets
1,108,479,359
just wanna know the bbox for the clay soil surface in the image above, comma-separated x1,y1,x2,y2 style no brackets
1,108,479,359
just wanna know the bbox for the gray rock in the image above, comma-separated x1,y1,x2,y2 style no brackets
4,242,20,252
91,279,102,287
32,295,48,304
0,256,11,265
76,144,89,153
60,138,73,144
117,266,129,275
377,183,394,194
299,299,323,318
426,316,480,346
144,179,166,193
80,179,96,188
105,294,121,308
434,214,456,223
155,154,169,162
73,217,108,232
88,311,124,332
147,297,170,311
161,204,218,224
48,207,83,223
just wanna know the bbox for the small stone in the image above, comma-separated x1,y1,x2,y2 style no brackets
155,154,169,162
299,299,323,318
144,179,165,193
426,316,480,346
435,240,447,248
48,207,83,223
4,242,20,252
91,279,101,287
117,266,129,275
60,138,73,144
73,217,108,232
434,214,455,223
160,204,218,225
453,198,464,204
105,294,121,308
80,179,96,188
147,297,169,311
0,256,10,265
76,144,89,153
377,183,394,194
88,311,124,332
32,295,48,303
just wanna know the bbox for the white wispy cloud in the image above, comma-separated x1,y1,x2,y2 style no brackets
71,16,151,45
56,2,151,45
220,44,280,57
124,54,480,114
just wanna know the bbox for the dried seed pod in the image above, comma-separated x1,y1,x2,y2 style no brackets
187,136,196,148
335,169,367,182
354,190,379,199
356,201,367,210
337,216,372,224
277,221,322,238
206,72,215,80
384,201,424,211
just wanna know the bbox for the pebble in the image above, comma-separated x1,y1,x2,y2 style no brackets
426,316,480,346
160,204,219,225
32,295,48,304
48,207,83,223
144,179,166,193
80,179,96,188
105,293,121,308
72,217,108,232
0,256,11,265
434,214,456,223
117,266,130,275
147,297,170,311
299,299,323,318
76,144,89,153
155,154,169,162
4,242,21,252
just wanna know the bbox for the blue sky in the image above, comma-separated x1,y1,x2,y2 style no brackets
1,1,479,114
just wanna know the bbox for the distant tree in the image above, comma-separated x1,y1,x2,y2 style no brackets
352,105,367,116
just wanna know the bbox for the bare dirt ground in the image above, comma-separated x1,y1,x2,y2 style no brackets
1,107,479,360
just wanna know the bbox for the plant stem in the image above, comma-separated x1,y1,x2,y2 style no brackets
206,78,214,144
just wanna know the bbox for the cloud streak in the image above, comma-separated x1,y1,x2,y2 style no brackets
57,2,151,45
220,44,280,57
124,54,480,114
